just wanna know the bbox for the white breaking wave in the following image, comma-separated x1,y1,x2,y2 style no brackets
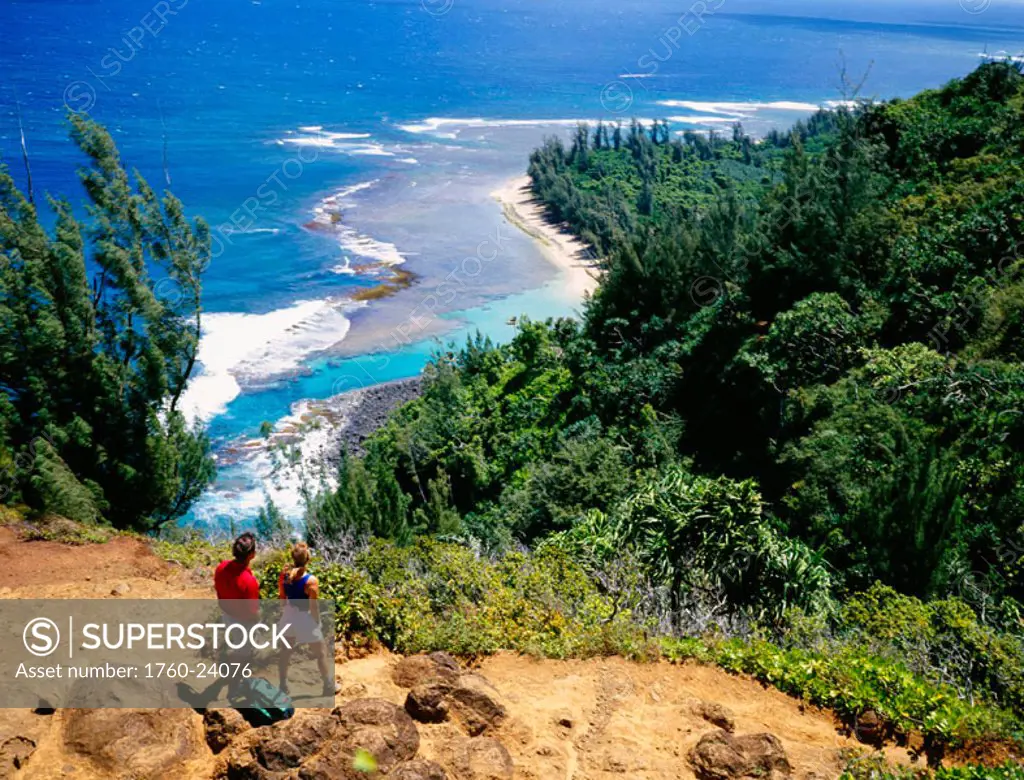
219,226,282,236
396,117,606,136
667,115,742,125
331,257,356,275
278,127,425,160
189,395,345,526
657,100,824,115
977,50,1024,63
348,143,395,157
278,129,373,148
310,181,407,267
334,226,406,266
179,298,354,422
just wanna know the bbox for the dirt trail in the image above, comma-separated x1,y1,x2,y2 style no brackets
0,528,913,779
0,527,207,599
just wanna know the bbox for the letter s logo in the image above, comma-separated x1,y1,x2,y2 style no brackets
23,618,60,657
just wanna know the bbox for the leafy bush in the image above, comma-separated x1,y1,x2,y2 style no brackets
255,538,653,659
151,533,230,570
22,514,112,545
841,755,1024,779
662,636,1023,752
842,584,1024,715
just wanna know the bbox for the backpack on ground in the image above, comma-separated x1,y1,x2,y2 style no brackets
238,677,294,726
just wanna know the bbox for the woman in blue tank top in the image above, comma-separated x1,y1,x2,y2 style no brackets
276,542,335,697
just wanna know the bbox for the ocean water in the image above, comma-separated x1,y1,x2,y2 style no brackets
2,0,1022,529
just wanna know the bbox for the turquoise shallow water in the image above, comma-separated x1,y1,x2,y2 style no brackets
2,0,1022,528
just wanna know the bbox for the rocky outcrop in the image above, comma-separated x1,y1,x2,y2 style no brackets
406,682,452,723
203,708,250,754
690,730,793,780
0,735,36,773
399,660,507,737
443,736,514,780
392,652,461,689
854,709,885,745
222,699,421,779
447,674,507,736
690,699,736,733
391,758,449,779
61,708,208,779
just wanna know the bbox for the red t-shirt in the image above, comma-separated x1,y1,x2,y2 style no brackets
214,560,260,620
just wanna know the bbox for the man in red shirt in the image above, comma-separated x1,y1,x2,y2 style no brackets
213,533,260,701
215,532,260,620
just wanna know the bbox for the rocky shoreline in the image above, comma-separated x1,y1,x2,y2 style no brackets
324,375,423,458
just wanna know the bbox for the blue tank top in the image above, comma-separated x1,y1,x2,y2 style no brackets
283,572,311,610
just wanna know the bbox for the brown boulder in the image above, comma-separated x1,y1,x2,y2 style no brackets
445,736,514,780
334,698,420,771
406,682,453,724
204,708,251,754
393,654,460,689
0,735,35,772
392,758,449,779
448,674,507,736
223,710,338,778
854,709,884,745
690,730,792,780
62,708,207,779
225,701,418,780
428,652,462,676
691,700,736,733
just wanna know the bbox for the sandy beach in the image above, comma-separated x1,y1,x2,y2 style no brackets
492,174,601,299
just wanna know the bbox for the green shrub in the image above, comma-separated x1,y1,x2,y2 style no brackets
22,514,112,545
843,584,1024,715
151,534,230,570
662,636,1023,751
841,755,1024,779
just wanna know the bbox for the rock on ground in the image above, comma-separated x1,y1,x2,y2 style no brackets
690,730,793,780
61,708,208,779
442,736,514,780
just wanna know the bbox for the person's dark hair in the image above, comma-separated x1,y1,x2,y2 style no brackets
232,532,256,562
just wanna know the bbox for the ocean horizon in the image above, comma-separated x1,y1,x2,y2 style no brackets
2,0,1022,531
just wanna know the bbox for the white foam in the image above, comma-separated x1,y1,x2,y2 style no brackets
331,257,356,275
656,100,823,115
191,392,362,525
279,130,373,148
667,115,740,125
619,72,655,79
309,182,408,268
335,227,406,266
396,117,606,136
219,226,282,236
179,299,354,422
348,143,396,157
334,179,379,199
978,50,1024,63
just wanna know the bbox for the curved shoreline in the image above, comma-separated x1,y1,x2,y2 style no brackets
491,175,601,299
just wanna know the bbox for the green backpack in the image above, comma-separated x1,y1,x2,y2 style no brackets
239,677,294,726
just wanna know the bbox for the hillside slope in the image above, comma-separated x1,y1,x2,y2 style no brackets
0,529,910,780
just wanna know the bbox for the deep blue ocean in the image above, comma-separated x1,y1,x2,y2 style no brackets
2,0,1022,529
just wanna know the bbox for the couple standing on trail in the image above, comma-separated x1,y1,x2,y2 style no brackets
214,532,335,698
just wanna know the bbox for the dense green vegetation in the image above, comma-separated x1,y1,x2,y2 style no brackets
296,62,1024,763
3,62,1024,774
311,62,1024,601
0,116,214,530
